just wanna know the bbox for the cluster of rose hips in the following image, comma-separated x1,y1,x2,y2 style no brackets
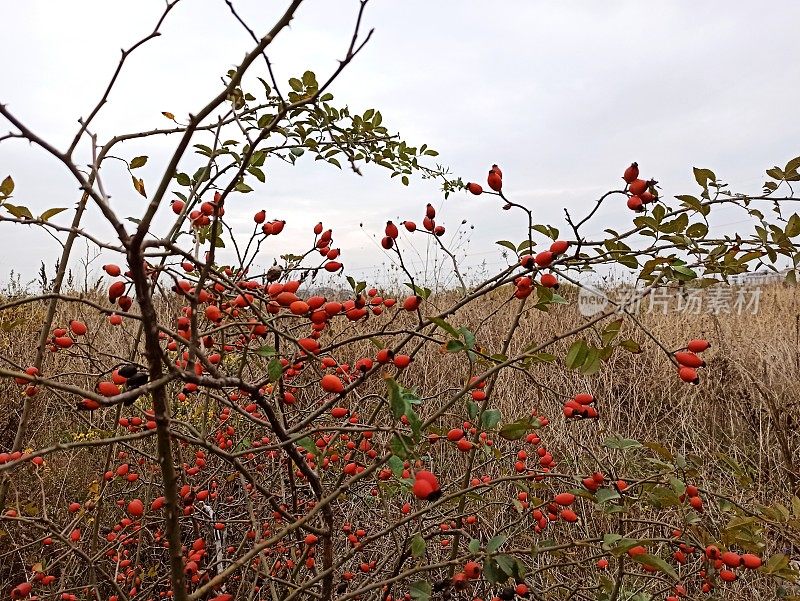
309,221,343,269
398,202,445,237
679,483,705,511
562,393,599,419
46,318,88,352
676,338,710,384
622,162,658,212
465,163,504,195
171,191,225,228
513,240,569,298
253,208,286,236
696,543,763,588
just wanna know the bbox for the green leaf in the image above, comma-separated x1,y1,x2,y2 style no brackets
675,194,709,216
267,358,283,382
5,204,33,219
410,533,426,558
483,558,502,584
766,167,784,180
531,224,558,239
601,318,623,346
459,328,476,350
387,455,404,478
496,240,518,253
785,156,800,173
786,213,800,238
761,553,790,574
301,70,317,88
468,538,481,554
248,166,266,183
39,208,67,221
429,317,459,338
288,77,303,92
565,340,588,370
235,182,253,193
609,538,644,557
481,409,501,430
494,554,516,578
632,553,678,580
604,435,642,450
175,172,191,186
499,417,540,441
672,265,697,280
693,167,716,189
130,156,148,169
256,345,276,357
389,433,414,459
446,340,466,353
686,222,709,238
580,348,602,375
409,581,431,601
386,378,407,420
404,282,432,300
595,488,621,504
294,436,316,455
486,534,507,554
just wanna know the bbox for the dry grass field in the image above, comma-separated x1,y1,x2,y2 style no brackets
1,279,799,597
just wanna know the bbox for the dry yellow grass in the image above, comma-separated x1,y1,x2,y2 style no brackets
1,281,799,595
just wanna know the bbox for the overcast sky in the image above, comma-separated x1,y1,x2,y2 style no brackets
1,1,798,289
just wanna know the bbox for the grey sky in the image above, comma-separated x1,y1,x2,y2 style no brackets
1,1,798,288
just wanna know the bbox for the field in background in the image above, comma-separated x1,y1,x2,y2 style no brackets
1,280,799,592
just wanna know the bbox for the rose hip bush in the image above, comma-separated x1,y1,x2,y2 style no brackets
1,3,800,601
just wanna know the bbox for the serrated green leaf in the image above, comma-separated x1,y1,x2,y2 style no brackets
130,156,148,169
